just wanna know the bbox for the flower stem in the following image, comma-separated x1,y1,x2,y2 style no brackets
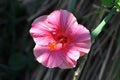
91,7,116,39
73,55,88,80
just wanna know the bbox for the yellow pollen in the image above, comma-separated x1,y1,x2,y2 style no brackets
48,42,57,51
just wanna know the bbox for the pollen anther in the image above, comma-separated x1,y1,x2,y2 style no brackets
48,42,57,51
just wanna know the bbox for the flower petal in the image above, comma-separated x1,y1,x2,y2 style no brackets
59,57,76,69
60,10,78,31
47,10,60,29
70,24,91,42
34,45,49,63
66,47,80,61
45,51,63,68
32,15,47,26
34,45,63,68
74,41,91,53
30,16,55,45
47,10,78,32
58,50,77,69
68,24,91,53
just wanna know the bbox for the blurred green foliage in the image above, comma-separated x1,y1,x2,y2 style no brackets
101,0,115,7
101,0,120,9
115,0,120,9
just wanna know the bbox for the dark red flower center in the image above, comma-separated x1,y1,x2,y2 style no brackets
56,35,68,43
48,30,72,51
48,35,68,51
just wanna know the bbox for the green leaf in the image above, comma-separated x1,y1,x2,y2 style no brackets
101,0,114,7
115,0,120,9
8,53,27,70
91,7,116,39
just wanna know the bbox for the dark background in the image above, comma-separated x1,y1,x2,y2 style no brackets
0,0,120,80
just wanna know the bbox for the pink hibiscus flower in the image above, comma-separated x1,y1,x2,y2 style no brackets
30,10,91,69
